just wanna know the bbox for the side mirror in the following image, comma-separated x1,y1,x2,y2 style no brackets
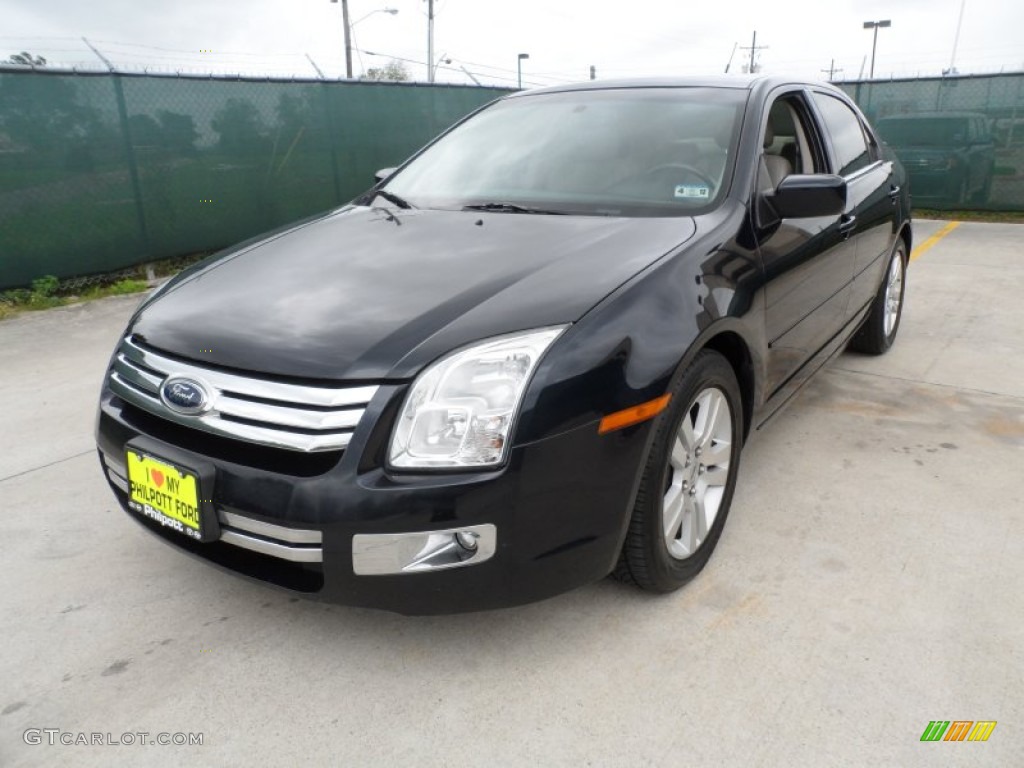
374,167,397,184
767,174,847,219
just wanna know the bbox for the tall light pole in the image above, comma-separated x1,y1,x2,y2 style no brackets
427,0,435,83
863,19,891,79
517,53,529,89
331,1,398,79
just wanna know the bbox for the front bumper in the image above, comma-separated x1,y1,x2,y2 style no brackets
903,167,964,204
96,384,651,614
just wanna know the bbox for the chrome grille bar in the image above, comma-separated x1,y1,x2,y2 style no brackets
103,454,129,493
217,508,322,563
107,336,378,453
219,530,322,563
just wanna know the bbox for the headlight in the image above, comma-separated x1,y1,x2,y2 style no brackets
388,327,567,469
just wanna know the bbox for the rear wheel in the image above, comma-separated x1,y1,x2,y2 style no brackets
614,350,744,592
849,241,907,355
971,165,994,204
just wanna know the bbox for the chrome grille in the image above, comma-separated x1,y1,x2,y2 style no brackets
107,336,378,452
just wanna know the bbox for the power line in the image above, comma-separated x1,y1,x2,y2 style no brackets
357,48,555,87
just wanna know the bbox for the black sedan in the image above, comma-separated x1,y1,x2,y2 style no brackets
96,76,911,614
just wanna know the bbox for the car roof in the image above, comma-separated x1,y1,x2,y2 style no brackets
511,75,843,97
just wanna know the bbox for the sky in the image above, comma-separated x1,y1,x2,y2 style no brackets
2,0,1023,86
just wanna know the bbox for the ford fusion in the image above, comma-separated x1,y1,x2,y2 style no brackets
96,76,911,614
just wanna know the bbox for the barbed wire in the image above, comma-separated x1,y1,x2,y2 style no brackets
0,36,576,87
4,34,1022,84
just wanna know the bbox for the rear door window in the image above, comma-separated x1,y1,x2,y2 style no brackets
811,93,872,176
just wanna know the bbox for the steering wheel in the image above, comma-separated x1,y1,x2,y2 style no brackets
643,163,716,189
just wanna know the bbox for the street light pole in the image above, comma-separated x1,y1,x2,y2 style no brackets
517,53,529,89
342,0,353,79
427,0,435,83
863,19,891,79
331,2,398,79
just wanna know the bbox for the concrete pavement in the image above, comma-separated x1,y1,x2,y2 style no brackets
1,221,1021,767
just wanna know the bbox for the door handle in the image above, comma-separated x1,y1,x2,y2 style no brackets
839,214,857,238
888,185,901,201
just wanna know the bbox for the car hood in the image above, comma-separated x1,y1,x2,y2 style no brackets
131,206,696,380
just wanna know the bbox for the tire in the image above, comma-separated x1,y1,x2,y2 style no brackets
849,241,907,355
613,350,744,593
955,176,968,205
972,167,994,204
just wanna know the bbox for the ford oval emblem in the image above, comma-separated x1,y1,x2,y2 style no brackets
160,376,210,415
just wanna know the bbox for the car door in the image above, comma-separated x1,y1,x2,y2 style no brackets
755,88,857,401
809,90,896,321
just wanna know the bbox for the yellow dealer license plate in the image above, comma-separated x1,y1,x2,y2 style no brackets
126,452,202,541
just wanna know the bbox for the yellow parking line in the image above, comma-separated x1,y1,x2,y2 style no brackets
910,221,960,262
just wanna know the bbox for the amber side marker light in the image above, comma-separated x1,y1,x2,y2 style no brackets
598,394,672,435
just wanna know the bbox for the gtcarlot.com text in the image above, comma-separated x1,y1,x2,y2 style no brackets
23,729,203,747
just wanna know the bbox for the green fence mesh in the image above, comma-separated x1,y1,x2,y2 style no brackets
840,73,1024,212
0,70,509,289
3,71,1022,289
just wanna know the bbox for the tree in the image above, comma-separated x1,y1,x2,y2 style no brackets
128,113,162,147
274,89,325,148
156,110,199,154
210,98,268,155
0,73,103,153
363,60,410,82
5,51,46,67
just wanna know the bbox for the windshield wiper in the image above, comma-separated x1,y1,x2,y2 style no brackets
462,202,567,215
373,189,415,210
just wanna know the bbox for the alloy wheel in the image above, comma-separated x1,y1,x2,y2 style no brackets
662,387,733,560
883,252,904,337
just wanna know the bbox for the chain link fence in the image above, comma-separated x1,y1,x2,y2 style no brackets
0,69,510,289
4,70,1022,290
840,72,1024,211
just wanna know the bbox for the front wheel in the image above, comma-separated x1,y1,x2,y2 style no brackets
614,350,744,593
849,241,907,355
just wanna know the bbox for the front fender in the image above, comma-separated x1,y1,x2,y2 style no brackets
514,202,765,448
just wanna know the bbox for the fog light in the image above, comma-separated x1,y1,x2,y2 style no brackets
456,530,479,551
352,524,497,575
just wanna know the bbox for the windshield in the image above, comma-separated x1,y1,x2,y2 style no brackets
381,87,747,217
876,117,970,147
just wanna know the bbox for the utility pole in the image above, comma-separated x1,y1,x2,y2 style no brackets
822,59,842,81
739,31,767,74
427,0,435,83
329,0,354,79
